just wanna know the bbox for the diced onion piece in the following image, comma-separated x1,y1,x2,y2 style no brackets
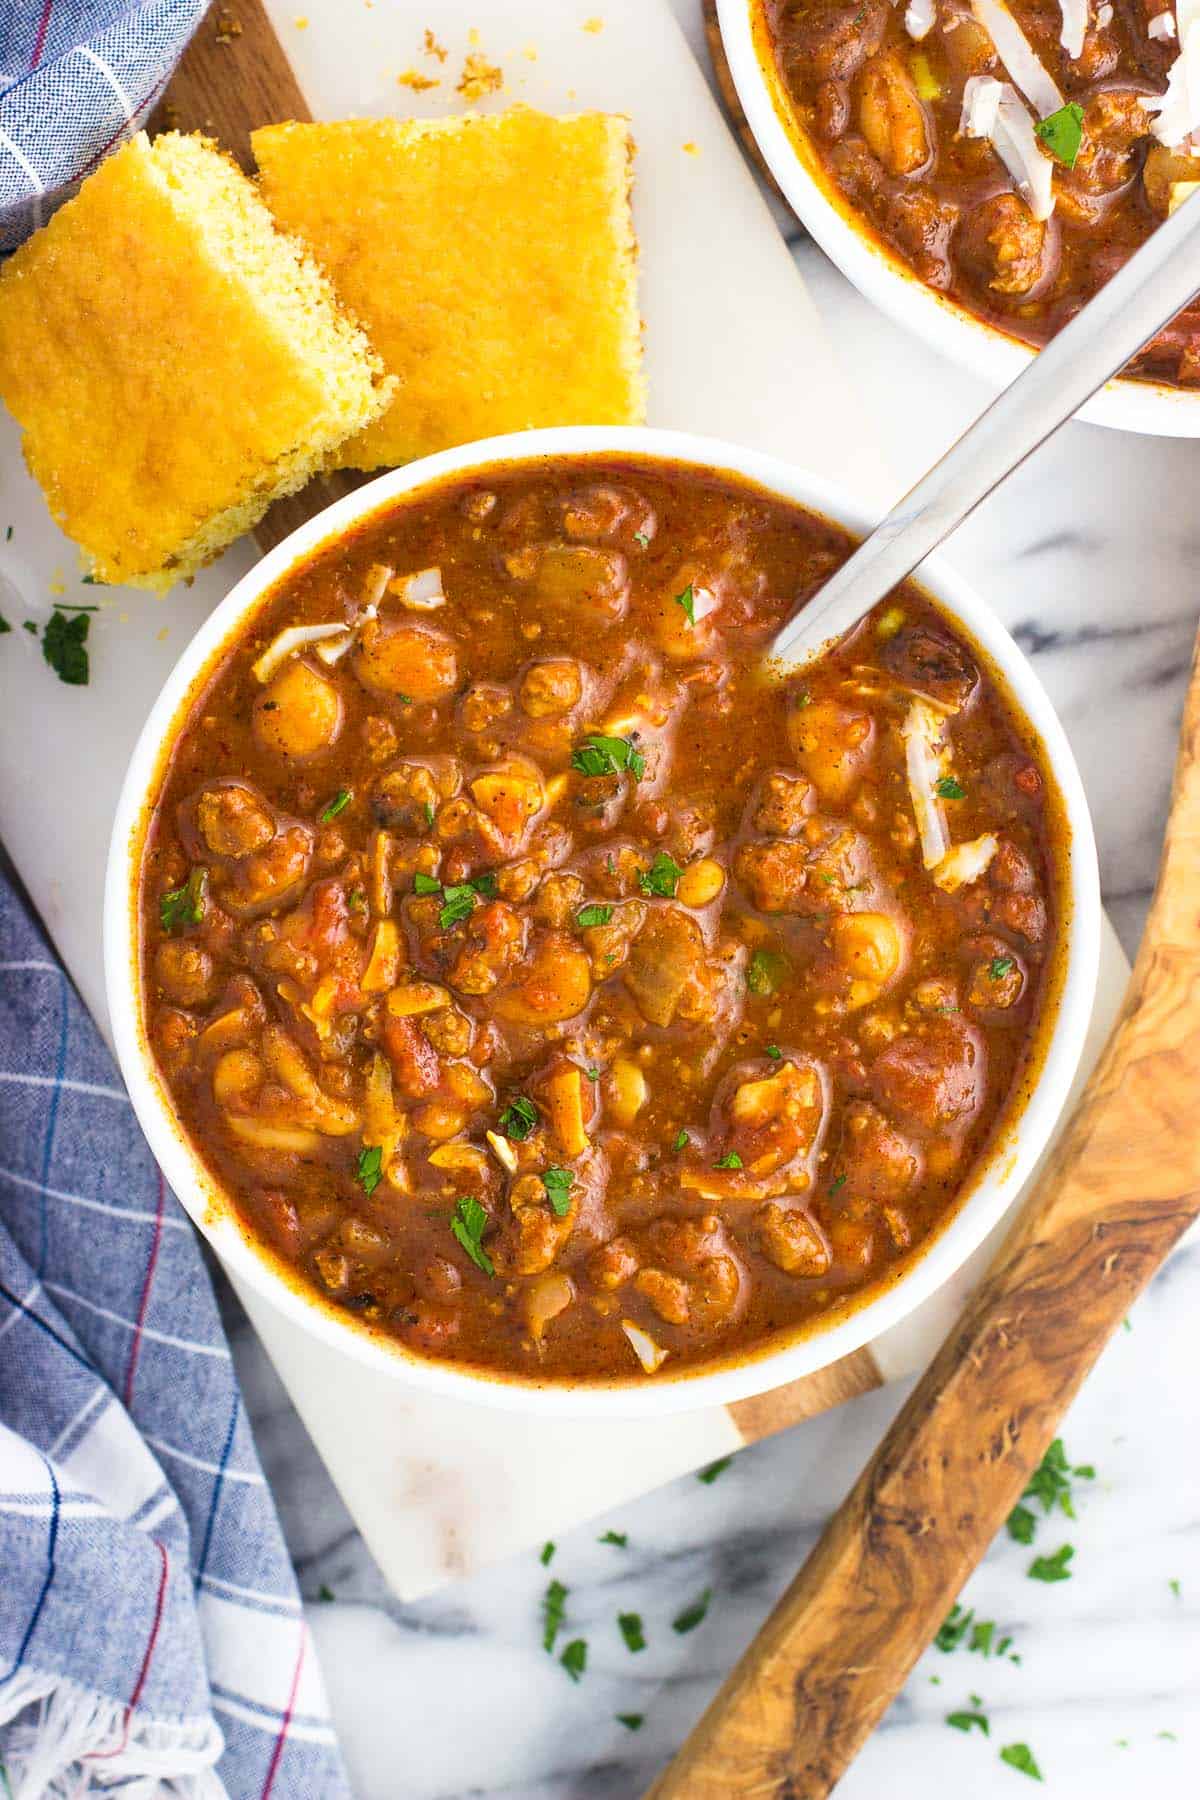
1096,1,1113,20
428,1140,489,1175
1150,9,1177,35
970,0,1064,116
1058,0,1087,56
362,562,394,609
690,584,719,623
314,631,355,666
906,0,937,40
621,1319,670,1375
389,567,446,610
251,623,351,684
361,920,401,993
993,86,1056,220
486,1129,519,1174
932,833,1000,892
1147,7,1200,146
1170,178,1200,211
961,72,1004,138
902,698,951,870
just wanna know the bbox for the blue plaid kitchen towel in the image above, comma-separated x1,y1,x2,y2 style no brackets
0,863,352,1797
0,0,211,253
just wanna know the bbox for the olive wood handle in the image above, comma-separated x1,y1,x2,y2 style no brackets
644,620,1200,1798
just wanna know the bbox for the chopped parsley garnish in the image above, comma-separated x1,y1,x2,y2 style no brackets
765,1043,783,1061
4,526,11,541
674,582,696,627
672,1589,712,1635
348,888,367,913
160,867,208,934
935,775,966,800
746,947,789,996
714,1151,743,1170
540,1541,556,1566
438,882,479,929
499,1095,539,1141
560,1639,587,1682
22,620,36,635
318,1583,335,1602
1169,1578,1181,1598
618,1612,646,1652
571,733,646,781
0,615,9,636
541,1166,574,1216
999,1743,1043,1781
1035,99,1084,168
794,688,812,709
698,1456,733,1484
424,802,436,829
672,1129,690,1153
577,902,613,929
616,1713,644,1731
989,956,1016,982
598,1530,627,1547
1028,1543,1074,1583
586,1066,601,1082
355,1144,383,1196
542,1579,568,1652
970,1620,995,1657
947,1709,990,1736
633,530,651,550
936,1603,975,1653
42,607,91,685
1007,1505,1036,1546
829,1172,847,1194
411,870,497,928
320,788,352,821
638,852,682,898
451,1195,494,1276
1007,1438,1093,1542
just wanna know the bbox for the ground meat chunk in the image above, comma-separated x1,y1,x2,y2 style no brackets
870,1014,986,1135
195,784,275,858
753,771,815,837
624,906,722,1027
520,659,584,718
838,1100,921,1200
756,1202,832,1276
959,193,1053,300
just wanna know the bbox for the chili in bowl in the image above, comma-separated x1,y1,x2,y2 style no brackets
104,428,1099,1414
716,0,1200,436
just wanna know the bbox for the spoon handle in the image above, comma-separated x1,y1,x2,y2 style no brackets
771,189,1200,671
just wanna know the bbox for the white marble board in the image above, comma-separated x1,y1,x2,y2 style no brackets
0,0,1130,1601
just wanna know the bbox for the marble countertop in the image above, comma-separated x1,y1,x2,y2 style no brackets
108,1,1200,1790
214,28,1200,1800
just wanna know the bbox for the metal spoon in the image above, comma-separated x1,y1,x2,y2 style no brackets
769,187,1200,671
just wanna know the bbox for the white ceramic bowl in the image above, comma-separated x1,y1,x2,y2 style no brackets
104,426,1100,1416
717,0,1200,438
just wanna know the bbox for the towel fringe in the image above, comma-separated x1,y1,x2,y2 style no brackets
0,1666,227,1799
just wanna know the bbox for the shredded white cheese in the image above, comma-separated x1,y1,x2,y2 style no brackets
251,622,352,684
993,86,1057,220
486,1130,518,1175
1147,0,1200,145
1150,11,1177,37
902,698,952,871
906,0,937,39
1097,1,1113,21
1058,0,1088,59
961,72,1004,138
970,0,1065,116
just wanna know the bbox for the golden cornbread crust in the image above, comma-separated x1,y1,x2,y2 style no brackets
252,109,645,470
0,132,395,591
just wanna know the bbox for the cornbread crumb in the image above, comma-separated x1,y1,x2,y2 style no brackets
457,51,504,100
214,7,241,44
293,14,308,27
468,27,480,45
253,110,644,470
398,68,439,90
683,140,701,156
583,16,604,30
522,44,538,60
0,131,393,591
424,27,448,60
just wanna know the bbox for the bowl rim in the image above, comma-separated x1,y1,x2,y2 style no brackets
715,0,1200,440
103,424,1101,1417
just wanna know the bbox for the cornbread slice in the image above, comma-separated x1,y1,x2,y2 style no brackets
0,132,394,591
252,110,644,470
